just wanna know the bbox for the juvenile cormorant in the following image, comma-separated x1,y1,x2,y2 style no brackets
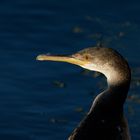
36,46,131,140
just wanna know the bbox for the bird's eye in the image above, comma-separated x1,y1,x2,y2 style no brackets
85,54,90,60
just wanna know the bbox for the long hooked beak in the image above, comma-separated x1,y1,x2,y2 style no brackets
36,54,85,66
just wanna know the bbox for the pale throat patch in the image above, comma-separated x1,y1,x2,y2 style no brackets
81,63,98,71
81,63,123,86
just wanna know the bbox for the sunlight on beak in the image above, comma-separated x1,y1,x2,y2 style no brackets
36,54,85,66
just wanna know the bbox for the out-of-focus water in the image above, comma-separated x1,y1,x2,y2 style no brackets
0,0,140,140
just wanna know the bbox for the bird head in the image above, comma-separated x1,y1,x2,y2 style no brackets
36,47,130,86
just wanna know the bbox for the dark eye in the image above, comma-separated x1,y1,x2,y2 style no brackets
85,54,89,60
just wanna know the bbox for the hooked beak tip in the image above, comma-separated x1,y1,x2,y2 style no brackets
36,55,45,61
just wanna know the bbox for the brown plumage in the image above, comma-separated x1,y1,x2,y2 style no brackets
37,46,131,140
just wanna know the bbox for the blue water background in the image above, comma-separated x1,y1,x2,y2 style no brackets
0,0,140,139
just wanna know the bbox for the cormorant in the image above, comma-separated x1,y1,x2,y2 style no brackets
36,46,131,140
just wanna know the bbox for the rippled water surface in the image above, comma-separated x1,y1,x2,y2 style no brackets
0,0,140,140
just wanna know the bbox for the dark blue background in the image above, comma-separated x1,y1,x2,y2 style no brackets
0,0,140,139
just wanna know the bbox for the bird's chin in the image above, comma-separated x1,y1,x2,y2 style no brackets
81,63,97,71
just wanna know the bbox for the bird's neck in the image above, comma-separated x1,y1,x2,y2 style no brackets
89,69,131,117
